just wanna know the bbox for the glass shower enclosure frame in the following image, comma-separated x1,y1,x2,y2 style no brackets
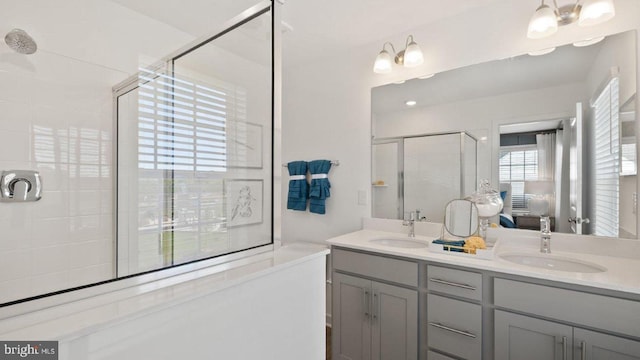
372,131,477,222
113,1,277,278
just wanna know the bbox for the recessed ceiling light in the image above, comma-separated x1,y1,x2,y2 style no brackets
393,80,406,84
573,36,605,47
528,47,556,56
418,73,435,79
405,100,417,106
480,136,488,141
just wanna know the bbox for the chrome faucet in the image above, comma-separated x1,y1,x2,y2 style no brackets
540,215,551,253
403,211,417,238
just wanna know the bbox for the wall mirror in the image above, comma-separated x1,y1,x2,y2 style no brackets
371,30,637,239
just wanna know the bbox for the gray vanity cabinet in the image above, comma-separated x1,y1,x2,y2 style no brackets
332,248,419,360
495,310,573,360
573,328,640,360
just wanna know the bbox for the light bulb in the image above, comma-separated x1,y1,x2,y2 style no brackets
373,49,393,74
403,41,424,67
578,0,615,26
527,3,558,39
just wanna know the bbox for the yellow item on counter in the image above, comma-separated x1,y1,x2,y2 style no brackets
464,236,486,254
490,223,499,228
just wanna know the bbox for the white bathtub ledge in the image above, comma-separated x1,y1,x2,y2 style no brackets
0,242,329,341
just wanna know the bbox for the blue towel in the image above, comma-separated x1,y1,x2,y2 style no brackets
308,160,332,214
287,161,308,211
432,239,466,252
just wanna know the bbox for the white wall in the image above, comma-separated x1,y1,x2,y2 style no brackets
281,0,640,244
58,255,326,360
0,0,193,303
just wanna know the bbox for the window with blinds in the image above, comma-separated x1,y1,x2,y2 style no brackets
592,77,620,237
137,68,245,172
499,147,538,209
116,7,273,277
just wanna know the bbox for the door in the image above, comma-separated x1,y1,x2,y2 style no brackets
404,134,461,223
333,273,372,360
569,102,586,234
495,310,573,360
574,328,640,360
371,281,418,360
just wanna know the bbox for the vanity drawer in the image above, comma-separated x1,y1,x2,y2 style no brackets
427,294,482,360
494,278,640,338
427,264,482,301
332,248,418,286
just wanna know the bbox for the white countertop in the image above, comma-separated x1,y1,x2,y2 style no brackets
327,227,640,296
0,243,329,340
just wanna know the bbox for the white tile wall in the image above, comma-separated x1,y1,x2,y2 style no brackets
0,48,124,304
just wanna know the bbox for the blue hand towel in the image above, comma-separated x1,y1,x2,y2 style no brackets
287,161,308,211
432,239,466,252
308,160,332,214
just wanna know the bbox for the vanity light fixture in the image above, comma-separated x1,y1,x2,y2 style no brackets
373,35,424,74
527,0,616,39
405,100,417,106
573,36,605,47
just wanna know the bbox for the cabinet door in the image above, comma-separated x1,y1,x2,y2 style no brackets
371,281,418,360
495,310,573,360
574,328,640,360
333,272,372,360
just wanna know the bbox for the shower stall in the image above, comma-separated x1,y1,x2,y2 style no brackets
372,131,477,222
0,0,275,305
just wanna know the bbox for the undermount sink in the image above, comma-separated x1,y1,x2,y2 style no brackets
499,252,606,273
369,238,428,249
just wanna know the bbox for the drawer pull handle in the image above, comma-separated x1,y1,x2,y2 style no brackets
428,322,476,338
580,341,586,360
562,336,567,360
429,278,476,291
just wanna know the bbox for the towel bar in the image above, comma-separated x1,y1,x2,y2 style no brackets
282,160,340,167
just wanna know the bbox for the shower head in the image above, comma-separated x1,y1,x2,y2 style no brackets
4,29,37,55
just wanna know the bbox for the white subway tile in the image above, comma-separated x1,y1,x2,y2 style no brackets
69,190,101,217
32,244,76,275
0,130,30,162
0,277,34,304
0,100,33,133
30,270,71,295
0,249,33,282
32,190,69,219
32,217,71,247
0,218,33,251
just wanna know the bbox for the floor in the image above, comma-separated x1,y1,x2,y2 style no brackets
326,326,331,359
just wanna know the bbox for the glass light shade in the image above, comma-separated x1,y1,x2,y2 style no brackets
578,0,615,26
527,4,558,39
373,49,393,74
403,41,424,67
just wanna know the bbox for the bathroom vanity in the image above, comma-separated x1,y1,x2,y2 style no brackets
328,220,640,360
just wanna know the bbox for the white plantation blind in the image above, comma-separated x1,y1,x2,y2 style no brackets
499,147,538,209
593,77,619,237
136,68,247,172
